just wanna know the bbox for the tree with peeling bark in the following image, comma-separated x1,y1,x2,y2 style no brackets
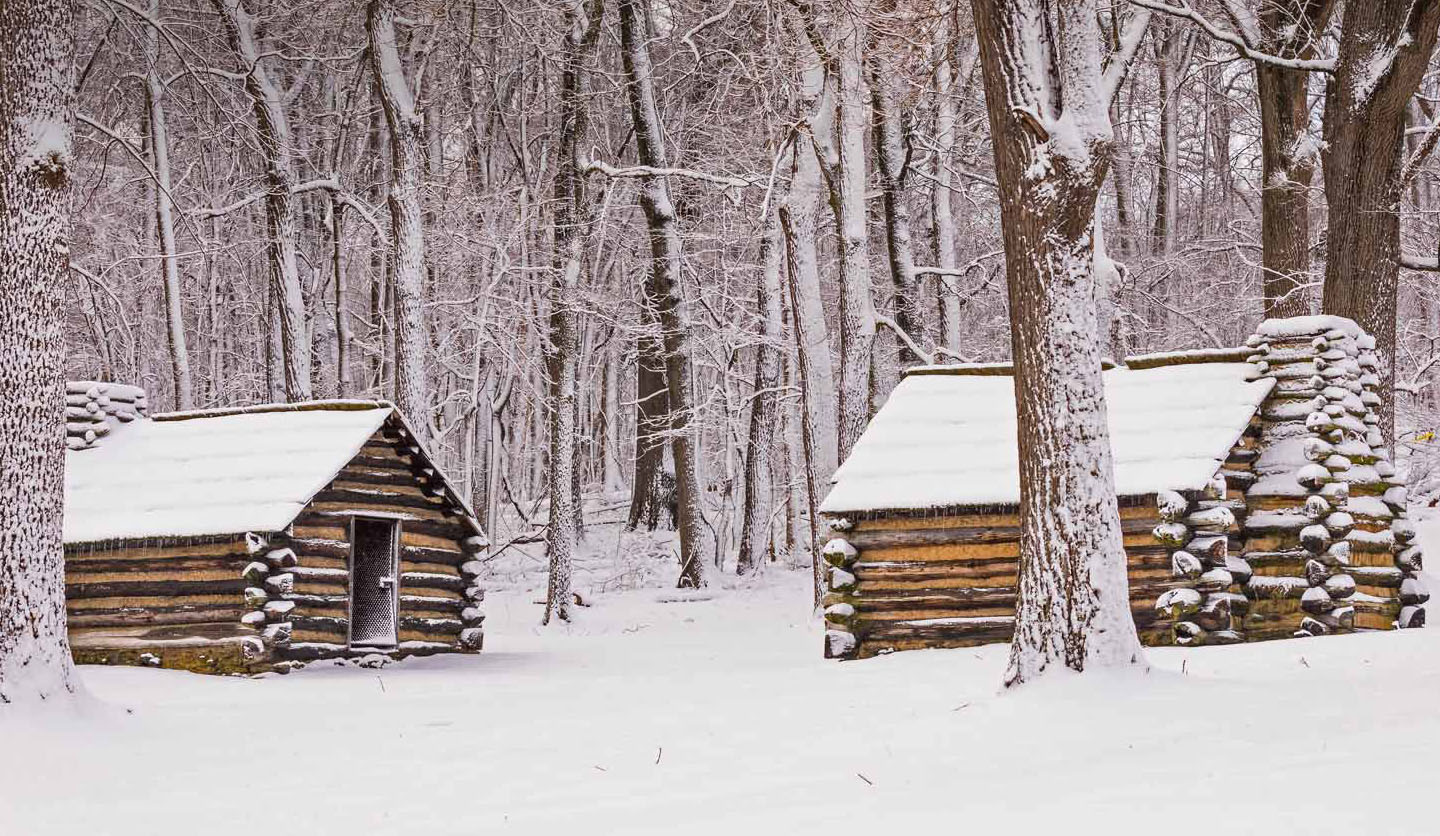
369,0,434,443
617,0,711,588
970,0,1152,686
0,0,78,704
544,0,605,625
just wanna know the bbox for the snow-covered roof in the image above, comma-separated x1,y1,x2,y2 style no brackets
64,401,401,543
820,361,1275,515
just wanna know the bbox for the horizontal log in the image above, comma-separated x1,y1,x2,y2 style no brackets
67,578,247,600
400,572,466,593
68,604,247,628
848,502,1157,533
848,516,1160,551
65,539,251,562
313,488,454,516
68,567,242,586
69,621,256,642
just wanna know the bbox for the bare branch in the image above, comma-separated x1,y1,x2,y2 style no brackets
1128,0,1336,72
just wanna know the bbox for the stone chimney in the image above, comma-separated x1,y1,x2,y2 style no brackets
66,381,148,451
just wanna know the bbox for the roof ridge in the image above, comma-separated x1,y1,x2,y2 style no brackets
152,399,392,422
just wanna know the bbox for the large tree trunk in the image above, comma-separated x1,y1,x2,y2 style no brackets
214,0,311,402
971,0,1149,687
144,0,193,410
0,0,78,703
828,12,876,462
369,0,433,441
1254,0,1334,318
627,335,673,530
782,35,839,480
544,0,603,625
1321,0,1440,447
618,0,710,588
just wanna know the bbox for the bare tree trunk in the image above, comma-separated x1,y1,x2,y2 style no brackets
145,0,192,410
737,210,786,576
971,0,1150,687
618,0,709,588
780,207,826,607
330,196,352,397
868,24,922,368
627,335,673,530
783,35,839,479
1254,0,1334,318
1322,0,1440,448
931,10,963,353
0,0,78,702
214,0,311,402
544,0,603,625
829,11,876,462
369,0,433,440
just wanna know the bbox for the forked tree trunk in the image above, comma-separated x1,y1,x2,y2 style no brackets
1322,0,1440,447
214,0,311,402
544,0,603,625
971,0,1150,687
618,0,709,588
144,0,193,410
0,0,78,703
369,0,433,441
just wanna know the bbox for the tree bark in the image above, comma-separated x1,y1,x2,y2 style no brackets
827,10,876,462
369,0,433,441
0,0,78,702
737,209,786,576
970,0,1149,686
1322,0,1440,447
544,0,603,625
868,10,921,368
144,0,193,410
931,11,963,353
618,0,710,588
214,0,311,402
1255,0,1334,318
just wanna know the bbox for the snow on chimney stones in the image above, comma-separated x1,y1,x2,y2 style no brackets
65,381,148,450
821,519,860,659
1160,315,1425,643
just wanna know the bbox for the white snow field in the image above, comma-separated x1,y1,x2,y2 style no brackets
5,541,1440,834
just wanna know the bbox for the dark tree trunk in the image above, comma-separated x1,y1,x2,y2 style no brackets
1321,0,1440,447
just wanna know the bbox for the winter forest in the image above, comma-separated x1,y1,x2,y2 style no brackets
7,0,1440,832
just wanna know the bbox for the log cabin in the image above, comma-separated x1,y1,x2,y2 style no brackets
62,387,487,674
819,316,1427,660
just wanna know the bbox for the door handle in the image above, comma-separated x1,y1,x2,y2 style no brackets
378,576,395,590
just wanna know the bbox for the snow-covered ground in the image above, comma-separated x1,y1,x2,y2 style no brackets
7,539,1440,834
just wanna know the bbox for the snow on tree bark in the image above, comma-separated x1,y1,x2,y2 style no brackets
781,32,839,480
970,0,1151,686
144,0,193,411
544,0,603,625
214,0,312,403
618,0,710,588
0,0,78,703
1255,0,1333,319
930,14,964,355
828,12,877,463
737,210,786,576
369,0,434,442
1320,0,1440,450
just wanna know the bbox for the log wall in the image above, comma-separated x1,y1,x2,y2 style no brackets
65,535,261,674
821,498,1187,659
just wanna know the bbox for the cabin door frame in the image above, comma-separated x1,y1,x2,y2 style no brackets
348,515,401,649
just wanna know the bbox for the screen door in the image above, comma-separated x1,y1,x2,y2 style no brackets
350,517,399,648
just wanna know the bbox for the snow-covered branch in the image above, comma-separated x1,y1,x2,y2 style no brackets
1101,10,1153,103
1128,0,1336,72
584,159,755,189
